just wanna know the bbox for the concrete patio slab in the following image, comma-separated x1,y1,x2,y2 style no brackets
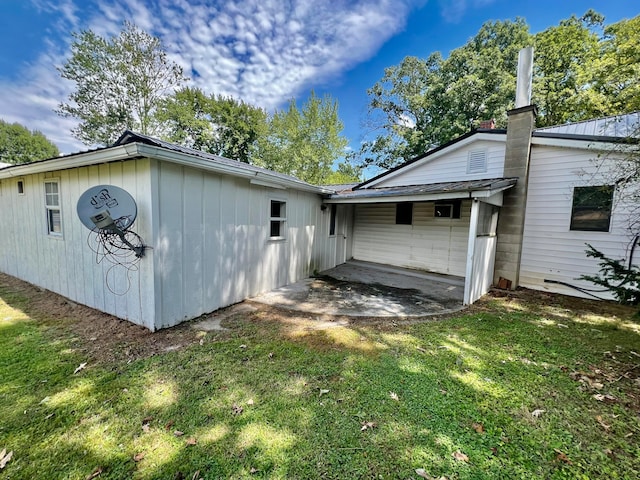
249,260,465,317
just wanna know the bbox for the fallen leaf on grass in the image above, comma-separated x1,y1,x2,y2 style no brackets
165,420,175,431
389,392,399,401
319,389,330,396
74,362,87,374
593,393,617,403
531,409,545,418
0,450,14,469
186,437,197,446
452,450,469,462
472,422,484,433
133,452,145,462
85,467,103,480
232,404,244,415
360,421,377,431
174,430,184,437
554,449,572,465
596,415,611,431
246,399,254,406
250,467,259,474
415,470,448,480
142,424,150,433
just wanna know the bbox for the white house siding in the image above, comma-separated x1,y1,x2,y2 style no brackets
371,139,506,188
0,159,156,329
520,144,638,299
351,201,471,276
151,161,333,329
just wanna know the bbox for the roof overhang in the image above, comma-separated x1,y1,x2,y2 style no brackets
323,177,517,204
0,142,329,195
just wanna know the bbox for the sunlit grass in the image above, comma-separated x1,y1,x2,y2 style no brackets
1,283,639,479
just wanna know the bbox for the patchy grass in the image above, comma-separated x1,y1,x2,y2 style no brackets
0,278,639,479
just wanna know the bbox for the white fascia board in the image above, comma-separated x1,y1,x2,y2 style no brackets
363,133,506,188
0,145,136,179
324,191,472,204
531,136,621,152
135,144,324,194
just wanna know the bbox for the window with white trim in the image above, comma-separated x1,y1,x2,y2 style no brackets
269,200,286,239
467,150,487,174
44,181,62,235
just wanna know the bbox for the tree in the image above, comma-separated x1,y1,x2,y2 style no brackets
585,16,640,116
359,12,640,170
156,87,268,164
58,21,186,146
324,161,363,185
361,19,531,169
0,120,59,164
532,10,603,126
256,92,349,185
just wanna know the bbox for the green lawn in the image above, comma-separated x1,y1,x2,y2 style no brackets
1,276,639,480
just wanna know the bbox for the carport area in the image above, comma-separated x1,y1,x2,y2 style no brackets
249,260,465,317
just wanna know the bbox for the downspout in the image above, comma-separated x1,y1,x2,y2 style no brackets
464,198,480,305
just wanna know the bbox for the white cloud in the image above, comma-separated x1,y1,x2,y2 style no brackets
3,0,423,153
438,0,496,23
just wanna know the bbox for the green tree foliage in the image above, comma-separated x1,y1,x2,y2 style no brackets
157,87,268,164
361,12,640,169
580,243,640,307
256,92,349,185
362,19,531,169
532,11,603,126
585,16,640,116
324,161,363,185
58,21,186,146
0,120,59,164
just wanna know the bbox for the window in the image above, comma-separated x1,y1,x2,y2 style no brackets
329,204,337,236
44,181,62,235
269,200,286,239
396,202,413,225
467,150,487,174
570,185,613,232
434,200,461,219
17,179,24,194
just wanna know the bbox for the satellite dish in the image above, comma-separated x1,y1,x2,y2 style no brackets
77,185,138,231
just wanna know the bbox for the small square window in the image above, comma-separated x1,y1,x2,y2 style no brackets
269,200,286,239
396,202,413,225
435,200,461,219
570,185,613,232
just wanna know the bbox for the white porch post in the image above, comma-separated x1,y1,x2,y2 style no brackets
464,198,480,305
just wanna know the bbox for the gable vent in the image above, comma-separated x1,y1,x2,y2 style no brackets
467,150,487,174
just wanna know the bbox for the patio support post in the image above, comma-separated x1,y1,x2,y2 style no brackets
464,198,480,305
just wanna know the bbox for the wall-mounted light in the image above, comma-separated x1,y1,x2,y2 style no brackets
320,204,328,212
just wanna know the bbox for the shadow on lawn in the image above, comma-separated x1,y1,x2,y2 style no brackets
1,276,639,479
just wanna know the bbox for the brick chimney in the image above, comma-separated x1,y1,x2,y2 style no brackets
478,119,496,130
494,47,536,289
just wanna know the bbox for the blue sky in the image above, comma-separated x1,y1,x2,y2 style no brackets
0,0,637,156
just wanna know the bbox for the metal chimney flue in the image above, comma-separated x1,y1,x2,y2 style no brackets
515,47,534,108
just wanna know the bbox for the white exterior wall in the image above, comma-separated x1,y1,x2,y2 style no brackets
0,159,156,329
520,144,638,298
351,201,471,276
151,161,334,329
371,139,506,188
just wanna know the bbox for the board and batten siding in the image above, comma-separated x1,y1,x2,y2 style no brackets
0,159,156,329
151,160,334,329
520,144,638,298
351,201,471,276
372,139,506,188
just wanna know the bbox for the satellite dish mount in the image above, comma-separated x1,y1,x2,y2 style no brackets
77,185,145,258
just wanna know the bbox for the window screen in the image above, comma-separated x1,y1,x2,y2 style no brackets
570,186,613,232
